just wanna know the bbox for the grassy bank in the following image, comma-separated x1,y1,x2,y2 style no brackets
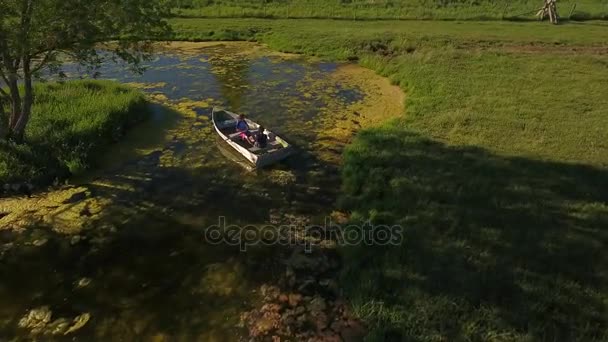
0,81,148,188
170,0,608,21
169,18,608,340
340,51,608,341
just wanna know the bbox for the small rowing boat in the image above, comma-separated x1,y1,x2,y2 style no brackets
212,107,293,168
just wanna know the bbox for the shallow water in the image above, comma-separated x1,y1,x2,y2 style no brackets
0,42,403,340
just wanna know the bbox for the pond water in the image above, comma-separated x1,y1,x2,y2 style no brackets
0,42,403,340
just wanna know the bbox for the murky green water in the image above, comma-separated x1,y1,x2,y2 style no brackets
0,42,394,341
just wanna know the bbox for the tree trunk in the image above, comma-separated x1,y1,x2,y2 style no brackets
12,60,33,142
7,75,21,132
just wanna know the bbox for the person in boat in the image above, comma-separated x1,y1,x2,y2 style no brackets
254,125,268,148
236,114,251,141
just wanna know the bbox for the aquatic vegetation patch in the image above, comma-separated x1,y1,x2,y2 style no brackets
124,82,167,90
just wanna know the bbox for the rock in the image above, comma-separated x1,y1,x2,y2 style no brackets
254,316,277,336
76,277,92,288
64,313,91,335
269,209,282,225
306,186,321,195
295,313,308,326
261,303,282,314
280,310,295,326
278,294,289,303
32,238,48,247
294,306,306,316
18,306,53,333
307,297,327,313
260,285,281,301
330,211,350,225
1,242,14,254
311,311,329,331
70,235,82,245
46,318,71,335
288,293,303,307
340,320,366,342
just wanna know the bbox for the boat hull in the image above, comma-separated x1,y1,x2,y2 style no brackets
212,108,293,168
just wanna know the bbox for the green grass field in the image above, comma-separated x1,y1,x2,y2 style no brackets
0,81,148,187
169,18,608,340
170,0,608,20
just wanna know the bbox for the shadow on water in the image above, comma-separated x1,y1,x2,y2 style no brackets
339,127,608,340
0,195,282,341
0,142,300,339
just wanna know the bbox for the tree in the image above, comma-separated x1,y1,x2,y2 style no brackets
0,0,171,142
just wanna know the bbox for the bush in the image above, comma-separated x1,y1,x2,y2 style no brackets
0,80,148,187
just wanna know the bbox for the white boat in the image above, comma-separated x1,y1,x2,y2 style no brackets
212,107,293,168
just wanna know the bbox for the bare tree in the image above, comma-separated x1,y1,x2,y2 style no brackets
537,0,559,24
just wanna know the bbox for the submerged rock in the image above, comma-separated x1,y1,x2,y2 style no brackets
46,318,71,335
307,296,327,313
32,238,48,247
18,306,53,334
288,293,303,308
18,306,91,336
70,235,82,245
1,242,14,255
76,277,92,288
64,313,91,335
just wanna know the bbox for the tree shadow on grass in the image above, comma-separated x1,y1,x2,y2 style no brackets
339,126,608,341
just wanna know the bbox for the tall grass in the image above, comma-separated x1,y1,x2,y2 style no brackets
0,80,148,187
169,18,608,340
171,0,608,20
